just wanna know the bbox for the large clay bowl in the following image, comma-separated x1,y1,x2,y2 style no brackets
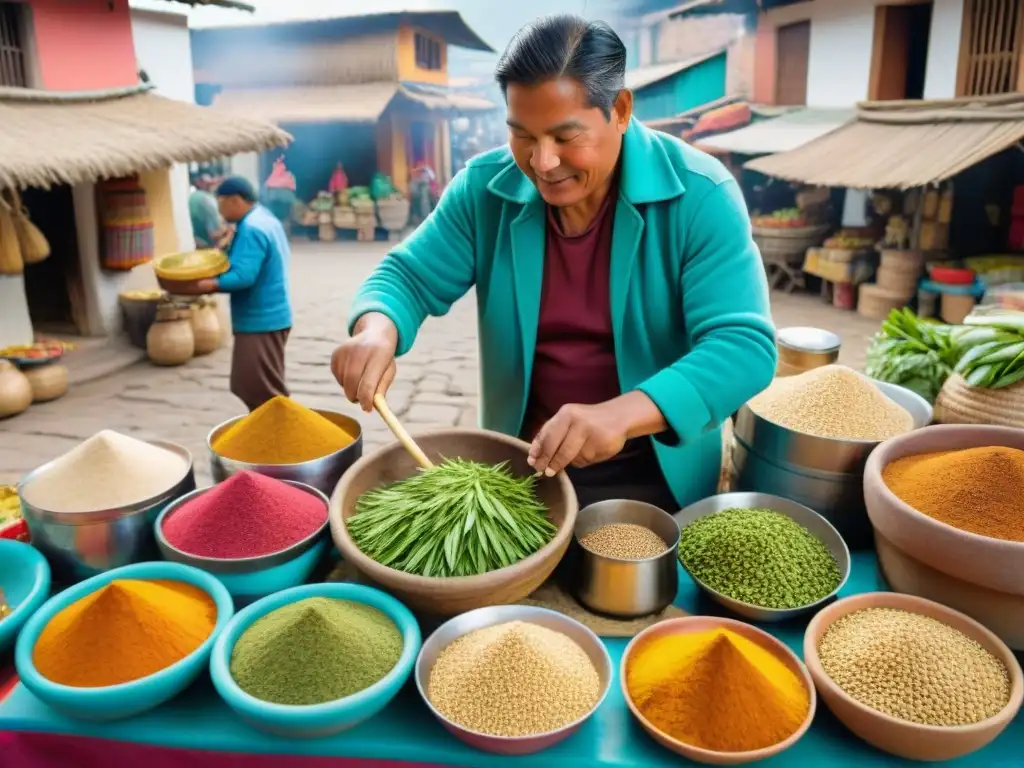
331,429,578,617
864,424,1024,596
804,592,1023,762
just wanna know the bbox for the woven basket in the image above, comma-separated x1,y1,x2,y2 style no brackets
933,374,1024,429
753,224,830,255
879,249,926,271
858,282,913,319
876,265,921,295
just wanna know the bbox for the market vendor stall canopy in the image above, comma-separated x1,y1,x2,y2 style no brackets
0,84,291,191
745,94,1024,190
212,82,496,125
696,107,854,156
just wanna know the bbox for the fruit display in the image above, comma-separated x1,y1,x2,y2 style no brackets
0,340,75,363
824,229,876,250
752,208,809,229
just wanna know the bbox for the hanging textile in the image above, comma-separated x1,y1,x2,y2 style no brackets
98,176,155,271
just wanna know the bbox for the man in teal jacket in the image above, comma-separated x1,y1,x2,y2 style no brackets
332,16,776,510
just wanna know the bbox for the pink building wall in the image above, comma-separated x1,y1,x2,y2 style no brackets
28,0,138,91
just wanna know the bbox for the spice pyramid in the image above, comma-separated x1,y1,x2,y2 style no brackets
163,471,327,559
211,395,354,464
882,446,1024,541
21,430,188,513
32,579,216,688
627,629,808,752
230,597,402,705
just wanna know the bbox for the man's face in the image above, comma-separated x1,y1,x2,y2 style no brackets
218,195,246,223
506,77,631,208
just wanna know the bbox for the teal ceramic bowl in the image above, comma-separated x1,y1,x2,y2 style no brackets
154,481,331,606
0,540,51,652
210,582,421,738
15,561,234,722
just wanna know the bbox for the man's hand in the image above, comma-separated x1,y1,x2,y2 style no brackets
331,312,399,412
528,391,668,477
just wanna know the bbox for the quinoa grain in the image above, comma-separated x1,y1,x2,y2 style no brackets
580,523,668,560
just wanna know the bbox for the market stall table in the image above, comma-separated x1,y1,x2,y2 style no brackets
1,553,1021,767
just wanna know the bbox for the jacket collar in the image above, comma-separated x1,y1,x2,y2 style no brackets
486,117,686,206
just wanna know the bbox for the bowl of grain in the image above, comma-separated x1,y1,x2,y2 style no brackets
414,604,612,755
804,592,1023,761
331,429,578,617
674,492,850,623
567,499,680,618
18,430,196,583
622,615,816,765
864,424,1024,598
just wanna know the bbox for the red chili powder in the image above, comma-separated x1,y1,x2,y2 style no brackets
163,471,327,559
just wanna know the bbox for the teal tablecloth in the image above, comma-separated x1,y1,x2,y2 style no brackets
0,553,1021,767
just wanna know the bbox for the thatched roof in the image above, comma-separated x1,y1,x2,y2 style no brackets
0,85,290,190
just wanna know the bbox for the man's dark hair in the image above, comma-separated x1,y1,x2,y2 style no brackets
215,175,258,204
495,15,626,120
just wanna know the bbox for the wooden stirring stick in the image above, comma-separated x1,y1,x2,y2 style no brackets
373,393,435,470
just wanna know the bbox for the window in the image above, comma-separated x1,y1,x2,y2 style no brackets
0,2,27,88
957,0,1023,96
414,32,442,71
775,21,810,106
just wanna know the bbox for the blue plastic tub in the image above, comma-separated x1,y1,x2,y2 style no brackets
0,540,51,653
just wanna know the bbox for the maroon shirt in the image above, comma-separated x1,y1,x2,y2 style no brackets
523,188,620,438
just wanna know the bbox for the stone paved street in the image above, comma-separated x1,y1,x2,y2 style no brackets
2,242,879,486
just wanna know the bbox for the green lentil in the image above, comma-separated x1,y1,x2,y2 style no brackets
679,507,841,609
230,597,403,705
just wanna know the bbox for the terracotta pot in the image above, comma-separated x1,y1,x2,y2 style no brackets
24,363,68,402
0,361,31,418
863,423,1024,596
190,303,222,356
147,319,194,366
330,428,578,617
804,592,1022,762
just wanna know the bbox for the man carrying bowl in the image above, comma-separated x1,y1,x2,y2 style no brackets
331,15,776,511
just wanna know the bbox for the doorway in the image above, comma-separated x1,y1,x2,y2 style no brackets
870,2,933,101
21,185,86,335
775,21,811,106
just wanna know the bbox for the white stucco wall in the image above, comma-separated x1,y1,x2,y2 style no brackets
923,0,964,99
130,7,195,253
0,277,34,348
805,2,876,108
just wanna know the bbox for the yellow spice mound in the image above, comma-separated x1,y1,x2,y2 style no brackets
212,395,354,464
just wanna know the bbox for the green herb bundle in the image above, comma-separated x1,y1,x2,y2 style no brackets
951,307,1024,389
348,458,556,578
865,308,958,403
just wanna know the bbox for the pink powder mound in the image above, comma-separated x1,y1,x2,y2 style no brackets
163,471,327,559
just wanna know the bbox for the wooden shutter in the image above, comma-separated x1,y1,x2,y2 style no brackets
957,0,1024,96
775,21,810,106
0,2,27,88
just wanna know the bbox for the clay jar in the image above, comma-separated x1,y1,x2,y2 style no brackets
190,298,223,356
147,304,195,366
0,360,32,418
24,363,69,402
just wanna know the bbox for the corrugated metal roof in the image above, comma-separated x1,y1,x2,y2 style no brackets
625,50,725,92
745,95,1024,189
696,107,853,155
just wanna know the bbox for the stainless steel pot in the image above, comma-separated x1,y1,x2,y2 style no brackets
18,440,196,584
566,500,680,618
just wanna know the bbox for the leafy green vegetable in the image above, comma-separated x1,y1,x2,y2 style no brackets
347,458,556,578
952,307,1024,389
865,308,958,403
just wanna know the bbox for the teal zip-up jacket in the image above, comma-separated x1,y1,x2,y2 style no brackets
350,118,777,507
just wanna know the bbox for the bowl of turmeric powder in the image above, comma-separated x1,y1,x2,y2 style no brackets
864,424,1024,598
621,615,816,764
14,560,234,722
207,396,363,497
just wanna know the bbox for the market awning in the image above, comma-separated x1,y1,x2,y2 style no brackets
626,50,725,93
696,107,853,155
0,84,290,190
745,94,1024,189
212,82,496,125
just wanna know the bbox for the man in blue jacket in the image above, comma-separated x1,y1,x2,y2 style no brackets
193,176,293,411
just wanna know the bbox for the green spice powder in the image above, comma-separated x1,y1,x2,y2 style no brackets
230,597,403,705
679,507,841,609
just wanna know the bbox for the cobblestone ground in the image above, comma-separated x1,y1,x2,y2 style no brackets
2,242,878,486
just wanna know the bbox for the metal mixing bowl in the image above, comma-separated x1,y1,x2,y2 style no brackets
207,409,363,496
674,491,851,622
566,499,680,618
414,604,612,756
18,440,196,584
154,480,331,605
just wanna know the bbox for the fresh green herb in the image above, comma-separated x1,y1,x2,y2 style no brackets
347,458,556,578
952,307,1024,389
865,308,958,403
